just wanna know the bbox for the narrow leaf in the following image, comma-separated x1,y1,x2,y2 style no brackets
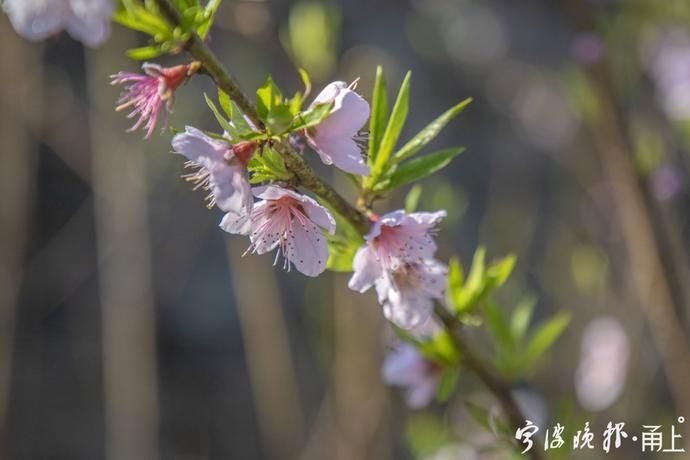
368,66,389,163
204,93,239,138
521,312,571,370
289,102,333,131
125,45,164,60
382,147,464,191
394,98,472,162
511,297,536,343
373,71,411,172
298,68,312,100
404,185,423,213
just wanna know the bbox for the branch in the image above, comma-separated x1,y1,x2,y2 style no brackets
154,0,370,234
434,306,547,460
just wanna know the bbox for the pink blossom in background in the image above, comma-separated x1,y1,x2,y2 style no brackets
305,81,371,176
375,259,448,328
3,0,113,47
220,185,336,277
649,163,685,201
172,126,254,220
642,28,690,121
382,343,441,408
571,32,605,64
575,316,629,411
112,62,196,138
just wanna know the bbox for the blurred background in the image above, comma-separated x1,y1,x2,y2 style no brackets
2,0,690,458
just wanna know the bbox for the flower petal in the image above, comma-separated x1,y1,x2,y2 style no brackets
286,219,328,277
298,195,336,234
406,210,447,229
310,81,347,106
67,0,112,47
252,184,296,201
317,89,370,137
381,345,427,386
219,209,251,236
172,126,228,169
210,162,252,213
381,288,435,329
348,245,382,292
4,0,67,41
405,376,438,409
308,135,370,175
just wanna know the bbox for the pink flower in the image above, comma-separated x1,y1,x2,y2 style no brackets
375,259,448,328
305,81,371,176
382,343,441,408
349,210,446,292
172,126,254,220
3,0,113,47
111,62,197,138
220,185,336,277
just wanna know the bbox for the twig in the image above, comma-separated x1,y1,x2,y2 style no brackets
434,306,547,460
154,0,370,234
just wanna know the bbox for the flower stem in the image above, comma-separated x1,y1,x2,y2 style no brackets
434,305,547,460
153,0,370,234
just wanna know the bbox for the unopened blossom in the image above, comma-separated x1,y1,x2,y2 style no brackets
220,185,336,277
305,81,371,176
349,209,446,292
172,126,255,222
3,0,113,47
382,343,441,408
375,259,448,328
111,62,198,138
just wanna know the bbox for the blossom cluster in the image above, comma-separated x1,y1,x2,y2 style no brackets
3,0,466,411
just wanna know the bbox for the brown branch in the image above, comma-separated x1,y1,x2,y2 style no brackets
435,306,547,460
153,0,370,234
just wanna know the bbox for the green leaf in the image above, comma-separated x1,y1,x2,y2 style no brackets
256,75,284,120
115,2,172,37
450,247,485,312
247,147,292,184
394,98,472,163
288,102,333,132
436,367,459,403
125,45,164,60
326,235,358,272
511,297,536,343
417,330,459,364
447,257,463,297
368,66,389,163
316,196,363,273
218,89,234,119
197,0,222,38
204,93,240,138
465,401,492,432
381,147,464,192
521,312,571,371
484,301,513,351
486,253,516,288
373,71,411,174
404,185,423,213
298,68,312,100
266,105,294,134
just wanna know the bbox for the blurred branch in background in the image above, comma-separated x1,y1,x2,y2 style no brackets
330,274,391,460
564,0,690,426
0,26,38,456
87,39,159,459
226,240,305,460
